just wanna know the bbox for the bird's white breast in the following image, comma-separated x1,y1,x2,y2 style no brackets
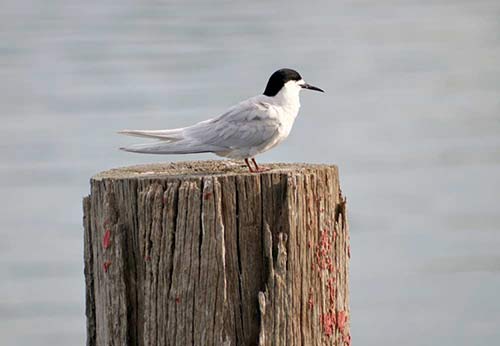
256,82,301,153
271,82,301,136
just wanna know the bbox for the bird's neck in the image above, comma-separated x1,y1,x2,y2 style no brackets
272,83,301,110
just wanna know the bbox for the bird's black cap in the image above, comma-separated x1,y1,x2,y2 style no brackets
263,68,302,97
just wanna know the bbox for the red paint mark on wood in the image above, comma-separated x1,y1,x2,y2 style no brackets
320,312,336,337
316,228,333,270
203,192,212,200
175,296,181,304
103,229,111,249
337,310,348,333
309,211,347,337
327,277,336,305
103,261,112,273
144,255,151,261
328,263,335,273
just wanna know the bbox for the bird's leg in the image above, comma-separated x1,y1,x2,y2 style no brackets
244,158,255,173
252,158,270,172
251,158,261,171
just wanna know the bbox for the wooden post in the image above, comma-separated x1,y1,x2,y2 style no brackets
83,160,350,346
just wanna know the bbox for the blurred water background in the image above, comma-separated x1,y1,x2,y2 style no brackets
1,0,500,345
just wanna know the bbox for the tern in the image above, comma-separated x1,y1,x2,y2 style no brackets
119,68,324,172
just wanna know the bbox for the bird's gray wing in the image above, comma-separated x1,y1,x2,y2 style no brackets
184,98,280,150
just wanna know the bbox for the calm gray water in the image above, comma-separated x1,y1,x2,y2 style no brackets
1,0,499,345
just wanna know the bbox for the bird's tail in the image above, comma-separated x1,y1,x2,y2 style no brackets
120,139,221,155
118,126,225,155
117,128,184,140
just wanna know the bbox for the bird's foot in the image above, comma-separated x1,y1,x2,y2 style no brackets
250,158,271,173
253,166,271,173
244,158,272,173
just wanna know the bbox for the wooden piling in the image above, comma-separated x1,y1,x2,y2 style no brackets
83,160,350,346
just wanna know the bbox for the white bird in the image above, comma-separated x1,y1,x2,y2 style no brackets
119,68,324,172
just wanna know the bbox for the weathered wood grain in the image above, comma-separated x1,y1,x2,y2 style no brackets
83,160,350,346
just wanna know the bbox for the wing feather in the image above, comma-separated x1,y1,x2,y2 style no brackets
184,97,279,150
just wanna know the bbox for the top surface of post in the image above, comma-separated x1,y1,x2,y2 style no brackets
92,160,338,181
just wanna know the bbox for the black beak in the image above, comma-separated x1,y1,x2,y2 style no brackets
301,83,324,92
